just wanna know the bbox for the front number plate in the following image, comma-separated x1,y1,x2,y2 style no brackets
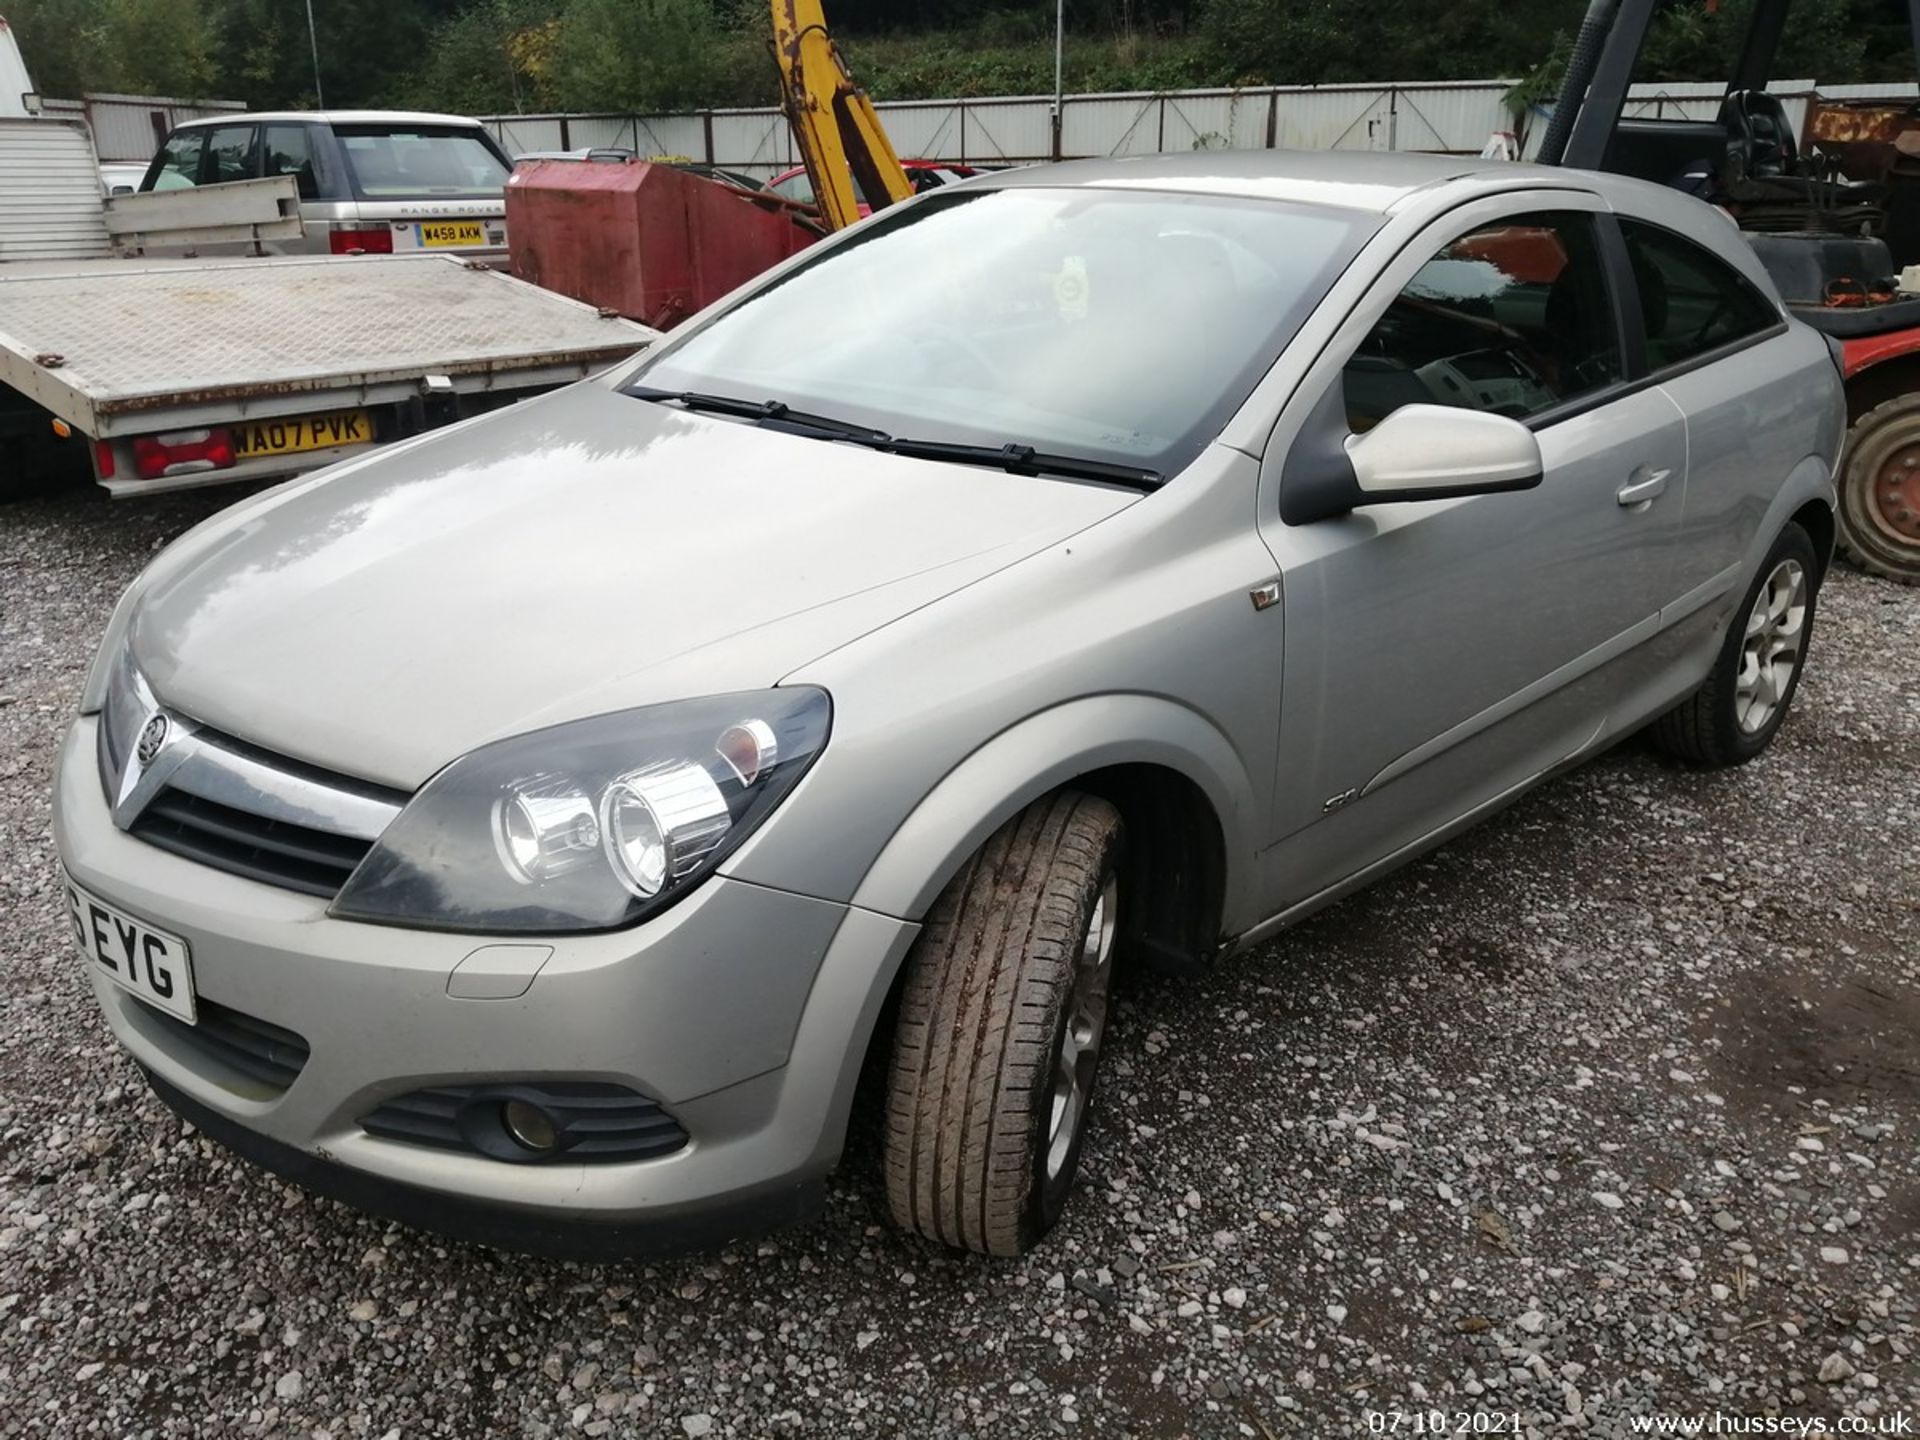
232,409,372,461
64,873,196,1023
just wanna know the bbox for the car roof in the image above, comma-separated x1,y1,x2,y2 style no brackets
172,110,486,130
968,149,1586,214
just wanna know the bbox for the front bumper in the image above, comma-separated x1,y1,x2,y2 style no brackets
53,717,918,1256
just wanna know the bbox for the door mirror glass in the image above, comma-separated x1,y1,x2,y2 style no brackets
1347,403,1543,502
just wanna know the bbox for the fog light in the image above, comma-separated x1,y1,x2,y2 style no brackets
502,1100,559,1153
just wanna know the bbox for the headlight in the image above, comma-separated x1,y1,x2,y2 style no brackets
330,689,830,933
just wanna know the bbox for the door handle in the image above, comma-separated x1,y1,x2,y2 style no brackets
1616,468,1671,508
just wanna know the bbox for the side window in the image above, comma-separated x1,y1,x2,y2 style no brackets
147,130,206,191
1620,218,1779,371
1345,211,1623,432
201,125,259,185
262,124,321,200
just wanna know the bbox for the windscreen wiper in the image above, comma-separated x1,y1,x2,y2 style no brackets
884,438,1163,490
632,387,1163,489
629,386,893,447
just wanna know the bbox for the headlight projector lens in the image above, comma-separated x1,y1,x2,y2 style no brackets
492,774,599,883
600,761,730,898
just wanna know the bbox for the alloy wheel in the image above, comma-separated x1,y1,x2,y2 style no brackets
1735,558,1808,734
1045,873,1118,1184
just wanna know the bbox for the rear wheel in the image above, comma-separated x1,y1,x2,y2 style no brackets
1838,393,1920,585
1652,522,1818,768
883,791,1123,1256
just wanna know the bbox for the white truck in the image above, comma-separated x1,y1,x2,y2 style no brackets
0,20,653,499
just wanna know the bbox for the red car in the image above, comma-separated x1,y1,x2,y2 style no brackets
767,158,978,217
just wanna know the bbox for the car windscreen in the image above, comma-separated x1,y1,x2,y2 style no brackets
333,124,509,199
628,186,1375,476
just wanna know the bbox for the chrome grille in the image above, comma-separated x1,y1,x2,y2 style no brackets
98,652,407,898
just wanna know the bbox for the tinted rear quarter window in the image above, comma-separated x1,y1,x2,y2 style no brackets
1620,218,1779,371
262,123,324,201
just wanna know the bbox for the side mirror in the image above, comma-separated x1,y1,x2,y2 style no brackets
1280,396,1544,526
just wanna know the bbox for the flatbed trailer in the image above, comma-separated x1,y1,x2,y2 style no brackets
0,253,655,497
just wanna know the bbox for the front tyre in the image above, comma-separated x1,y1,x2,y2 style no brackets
884,791,1123,1255
1652,522,1819,768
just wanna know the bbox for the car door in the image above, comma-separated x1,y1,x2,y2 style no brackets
1254,194,1691,910
1616,216,1807,600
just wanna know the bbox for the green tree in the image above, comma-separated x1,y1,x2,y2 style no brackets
5,0,96,97
414,0,560,112
90,0,221,96
546,0,729,111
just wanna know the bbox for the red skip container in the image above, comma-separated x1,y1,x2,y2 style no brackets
506,159,819,330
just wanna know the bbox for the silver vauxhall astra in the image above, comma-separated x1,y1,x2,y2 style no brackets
54,150,1843,1257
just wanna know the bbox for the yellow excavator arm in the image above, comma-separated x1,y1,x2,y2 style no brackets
771,0,915,231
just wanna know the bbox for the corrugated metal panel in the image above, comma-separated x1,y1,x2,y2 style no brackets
1620,79,1814,138
495,74,1920,174
629,114,706,160
493,117,568,155
869,103,965,161
566,115,637,151
1276,88,1394,150
943,100,1051,164
1389,84,1513,151
709,112,792,173
87,101,175,163
0,117,111,261
1814,82,1920,101
1063,95,1163,156
76,93,246,161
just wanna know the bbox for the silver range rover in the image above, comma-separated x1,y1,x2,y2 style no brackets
139,110,512,263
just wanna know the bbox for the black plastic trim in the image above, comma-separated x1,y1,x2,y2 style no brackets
361,1081,690,1164
1278,379,1364,525
130,787,371,898
147,1000,310,1092
143,1068,823,1260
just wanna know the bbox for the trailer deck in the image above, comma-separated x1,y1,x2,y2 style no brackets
0,253,654,441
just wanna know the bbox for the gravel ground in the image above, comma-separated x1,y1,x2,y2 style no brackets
1,483,1916,1440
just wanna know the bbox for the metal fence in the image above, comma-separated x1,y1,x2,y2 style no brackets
483,80,1519,177
486,76,1920,179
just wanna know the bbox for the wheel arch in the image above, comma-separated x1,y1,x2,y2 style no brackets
823,702,1244,1188
1790,496,1836,583
847,694,1252,962
1736,453,1837,597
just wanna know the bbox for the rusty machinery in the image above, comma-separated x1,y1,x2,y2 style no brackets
1545,0,1920,583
